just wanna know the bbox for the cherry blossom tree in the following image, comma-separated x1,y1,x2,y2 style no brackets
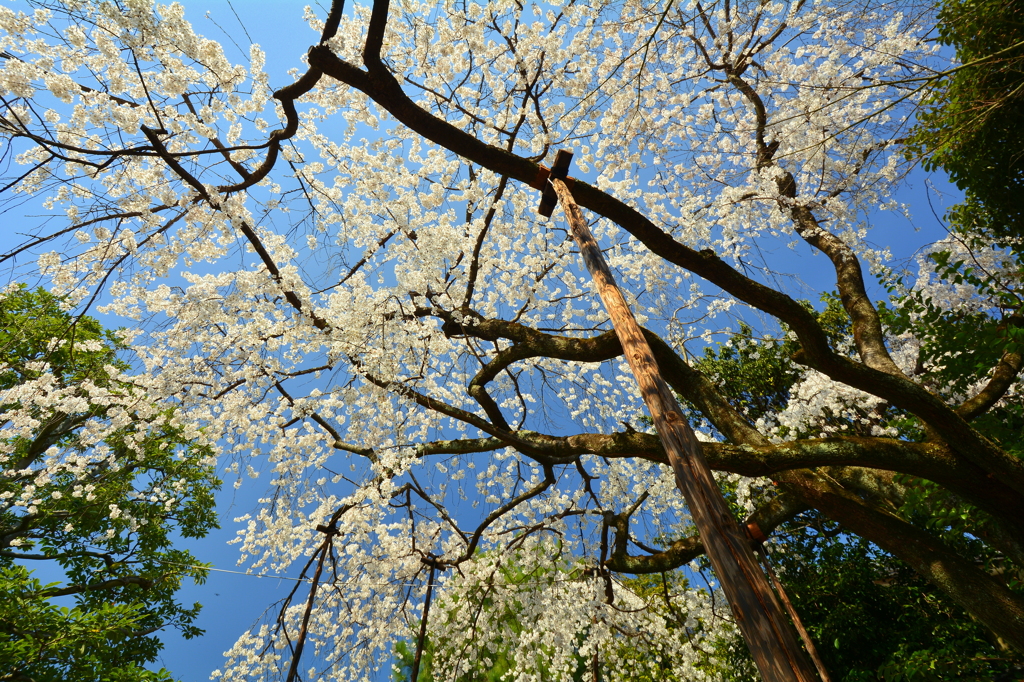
1,0,1022,680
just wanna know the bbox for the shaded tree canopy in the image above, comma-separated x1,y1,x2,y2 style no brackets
910,0,1024,242
1,0,1022,680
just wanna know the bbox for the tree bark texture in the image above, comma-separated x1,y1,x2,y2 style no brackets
549,173,821,682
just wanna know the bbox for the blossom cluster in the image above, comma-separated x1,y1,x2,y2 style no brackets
0,0,990,679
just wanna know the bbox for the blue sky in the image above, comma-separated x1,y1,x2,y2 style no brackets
151,1,961,673
1,1,964,679
151,9,372,676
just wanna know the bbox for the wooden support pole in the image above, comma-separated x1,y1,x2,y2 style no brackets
541,150,820,682
758,546,834,682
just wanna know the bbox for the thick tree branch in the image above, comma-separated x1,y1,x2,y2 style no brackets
726,67,905,381
440,311,764,445
404,427,1024,539
957,347,1024,421
605,492,808,573
777,467,1024,650
15,412,92,470
320,0,347,44
363,0,391,70
356,365,574,462
306,44,1024,492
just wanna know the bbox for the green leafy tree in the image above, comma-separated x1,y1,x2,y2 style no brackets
0,285,220,682
685,293,1024,681
910,0,1024,242
769,519,1018,681
683,295,853,438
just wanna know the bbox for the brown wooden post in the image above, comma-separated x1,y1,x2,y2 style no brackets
757,545,834,682
540,149,820,682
